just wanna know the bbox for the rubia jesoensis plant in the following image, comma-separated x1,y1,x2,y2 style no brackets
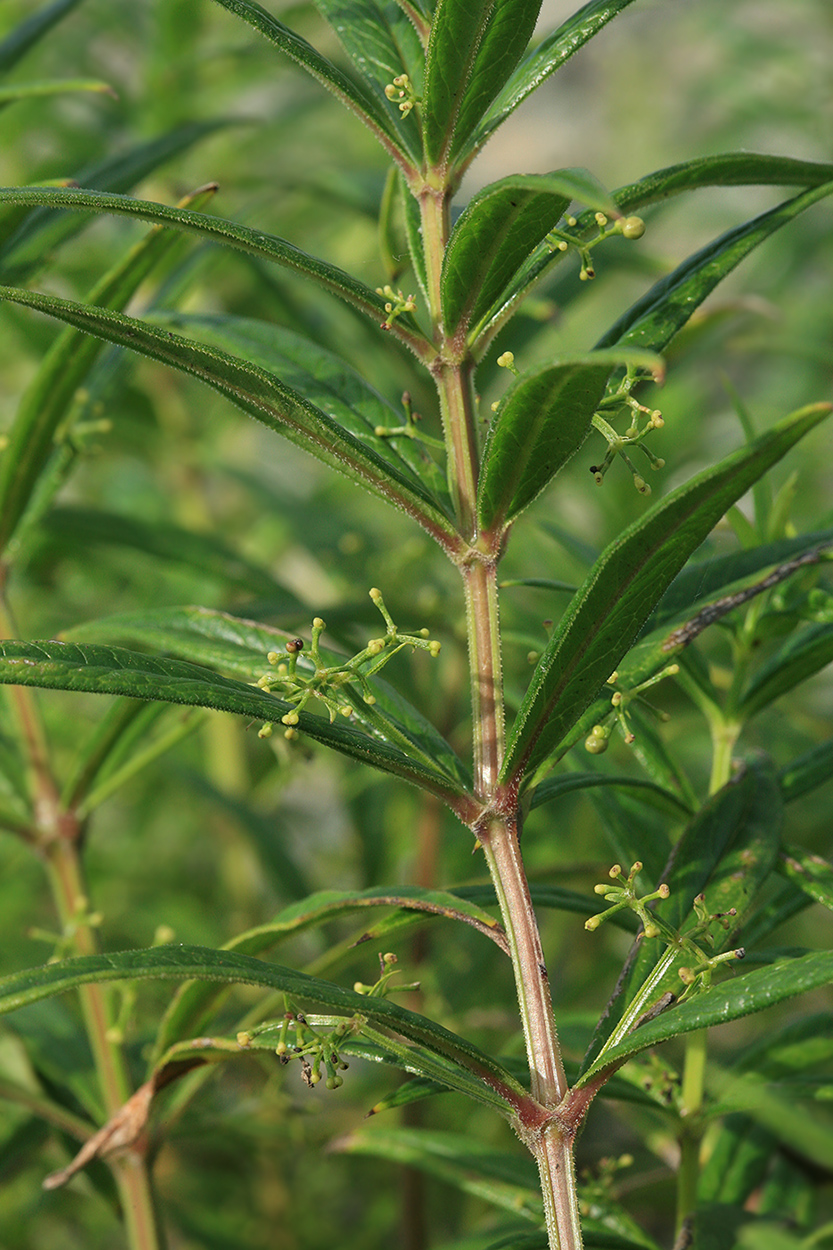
1,1,833,1248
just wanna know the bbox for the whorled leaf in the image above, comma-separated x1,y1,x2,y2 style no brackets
155,885,504,1057
500,403,832,786
0,640,475,812
529,773,692,821
0,122,232,284
154,311,450,506
314,0,425,133
477,348,662,533
0,285,459,549
581,760,783,1076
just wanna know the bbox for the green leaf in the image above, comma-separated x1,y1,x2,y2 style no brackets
0,0,86,75
477,349,661,532
0,285,459,549
207,0,412,162
0,640,473,809
0,945,528,1115
446,0,543,165
421,0,489,165
155,311,450,506
611,152,833,217
582,761,783,1076
313,0,424,142
776,847,833,913
579,949,833,1083
779,739,833,803
29,506,298,600
476,155,833,347
63,605,472,792
155,885,503,1056
0,123,232,283
739,623,833,719
644,528,833,635
529,773,691,821
698,1116,776,1206
0,184,221,557
596,182,833,354
0,186,424,344
334,1125,542,1221
500,403,832,784
0,78,114,105
466,0,638,162
442,170,619,340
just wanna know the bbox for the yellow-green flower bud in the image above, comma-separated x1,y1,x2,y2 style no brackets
621,216,646,240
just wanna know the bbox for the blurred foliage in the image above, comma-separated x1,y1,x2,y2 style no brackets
0,1,831,1248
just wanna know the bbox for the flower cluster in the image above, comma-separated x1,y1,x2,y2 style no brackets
586,864,745,999
546,211,646,282
375,283,417,330
384,72,419,115
255,589,440,739
584,663,680,754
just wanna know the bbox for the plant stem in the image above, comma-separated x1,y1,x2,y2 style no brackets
0,585,164,1250
676,1027,707,1235
417,161,581,1250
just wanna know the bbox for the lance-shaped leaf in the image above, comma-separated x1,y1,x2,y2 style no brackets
442,169,619,340
207,0,413,163
446,0,543,166
578,949,833,1084
476,155,833,347
465,0,639,162
29,507,298,601
499,402,832,785
780,741,833,804
0,945,530,1116
422,0,541,167
313,0,425,115
739,622,833,720
0,0,86,74
0,187,425,346
776,847,833,914
154,311,450,506
0,286,459,549
0,184,219,557
0,79,115,105
0,641,475,812
477,348,662,533
0,122,231,283
335,1125,542,1221
596,181,833,354
644,527,833,635
156,885,505,1055
581,762,784,1078
64,606,471,791
529,772,692,821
